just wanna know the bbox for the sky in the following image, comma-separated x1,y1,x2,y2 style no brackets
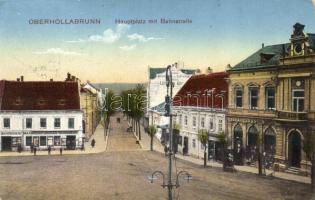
0,0,315,83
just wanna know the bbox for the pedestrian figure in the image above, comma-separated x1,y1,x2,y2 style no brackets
30,143,34,153
33,147,37,156
60,147,63,156
164,145,168,156
18,144,22,153
81,142,85,151
48,145,51,155
91,139,95,148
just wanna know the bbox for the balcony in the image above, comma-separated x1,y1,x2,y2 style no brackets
276,110,307,121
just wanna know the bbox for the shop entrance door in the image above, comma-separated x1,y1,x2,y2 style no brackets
2,137,12,151
66,136,76,150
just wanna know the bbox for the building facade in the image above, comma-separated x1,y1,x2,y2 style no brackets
226,23,315,172
146,63,196,135
0,80,84,151
173,72,228,159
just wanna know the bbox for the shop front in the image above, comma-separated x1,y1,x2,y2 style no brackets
0,132,23,152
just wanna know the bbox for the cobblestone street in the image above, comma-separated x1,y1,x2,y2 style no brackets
0,113,314,200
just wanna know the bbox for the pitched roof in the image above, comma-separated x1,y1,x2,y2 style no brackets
173,72,228,108
0,80,80,110
149,67,196,79
230,32,315,72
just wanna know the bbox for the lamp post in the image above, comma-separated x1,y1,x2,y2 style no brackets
149,64,192,200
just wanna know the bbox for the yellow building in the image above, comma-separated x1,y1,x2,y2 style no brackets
226,23,315,173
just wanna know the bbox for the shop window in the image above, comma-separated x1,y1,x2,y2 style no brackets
26,136,32,146
33,137,39,147
40,118,47,128
292,89,304,112
40,136,47,146
54,118,61,128
54,136,61,146
47,137,53,146
3,118,10,128
249,87,259,110
26,118,32,129
68,118,74,129
184,116,188,126
266,87,275,110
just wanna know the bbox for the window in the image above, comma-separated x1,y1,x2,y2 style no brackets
249,87,259,109
192,117,196,127
40,118,47,128
192,139,196,148
184,116,188,126
292,90,304,112
266,87,275,110
3,118,10,128
209,118,214,130
40,136,47,146
26,136,32,146
54,118,61,128
68,118,74,129
201,117,205,128
179,115,182,125
235,87,243,108
26,118,32,129
54,136,61,146
218,119,223,132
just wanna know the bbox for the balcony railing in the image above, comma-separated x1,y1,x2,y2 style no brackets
276,110,307,121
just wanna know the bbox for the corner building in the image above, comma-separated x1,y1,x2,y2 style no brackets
226,23,315,173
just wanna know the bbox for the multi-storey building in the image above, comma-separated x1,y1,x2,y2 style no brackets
146,63,196,139
226,23,315,172
173,72,228,159
0,79,84,151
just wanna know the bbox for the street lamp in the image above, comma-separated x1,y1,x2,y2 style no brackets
149,64,192,200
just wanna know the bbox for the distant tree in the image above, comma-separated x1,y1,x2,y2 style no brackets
147,125,157,151
303,132,315,190
101,90,115,136
198,129,209,168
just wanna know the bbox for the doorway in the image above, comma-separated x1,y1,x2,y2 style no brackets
183,136,189,155
2,137,12,151
288,131,301,168
66,136,76,150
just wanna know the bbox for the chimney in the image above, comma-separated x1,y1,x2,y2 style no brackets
50,78,53,82
207,67,213,74
262,43,264,48
20,76,24,82
67,72,71,80
17,78,20,82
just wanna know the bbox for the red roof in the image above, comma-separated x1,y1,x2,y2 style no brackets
173,72,228,108
0,80,80,110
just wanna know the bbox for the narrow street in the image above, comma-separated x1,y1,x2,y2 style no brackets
106,113,141,152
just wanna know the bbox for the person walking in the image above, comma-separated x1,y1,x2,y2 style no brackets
91,139,95,148
60,147,63,156
48,145,51,155
33,147,37,156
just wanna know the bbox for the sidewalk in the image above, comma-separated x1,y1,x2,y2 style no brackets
0,123,108,157
137,122,311,184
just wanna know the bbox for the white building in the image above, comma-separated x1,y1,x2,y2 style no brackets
146,63,196,136
172,72,228,160
0,80,84,151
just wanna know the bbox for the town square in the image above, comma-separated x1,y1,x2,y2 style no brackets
1,0,315,199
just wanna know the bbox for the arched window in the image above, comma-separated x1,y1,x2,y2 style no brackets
233,124,243,165
264,127,276,154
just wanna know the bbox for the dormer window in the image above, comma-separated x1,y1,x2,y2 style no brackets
260,53,275,64
37,98,46,106
15,97,23,106
58,99,66,106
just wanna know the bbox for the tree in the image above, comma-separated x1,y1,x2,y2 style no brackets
257,135,263,176
218,131,228,171
101,90,115,136
303,132,315,190
148,125,157,151
198,129,209,168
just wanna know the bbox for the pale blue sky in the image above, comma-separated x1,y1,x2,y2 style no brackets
0,0,315,82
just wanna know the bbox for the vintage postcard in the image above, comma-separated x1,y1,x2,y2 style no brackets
0,0,315,199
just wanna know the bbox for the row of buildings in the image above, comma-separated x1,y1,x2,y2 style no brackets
0,73,102,151
146,23,315,173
